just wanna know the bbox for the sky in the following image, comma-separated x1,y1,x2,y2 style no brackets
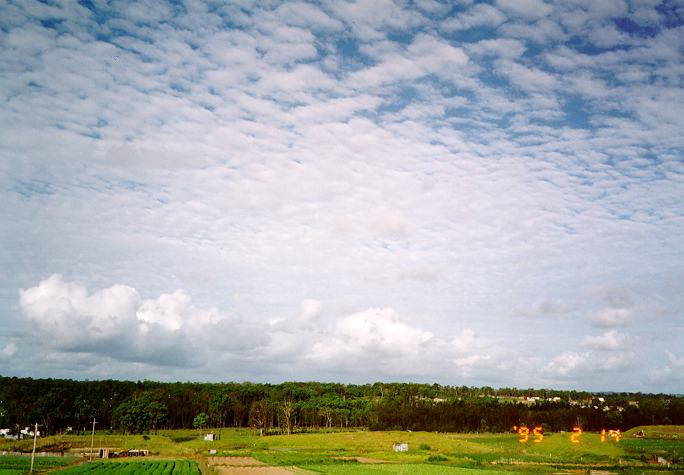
1,0,683,393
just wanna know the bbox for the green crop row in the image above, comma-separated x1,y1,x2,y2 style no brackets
0,455,73,471
54,460,199,474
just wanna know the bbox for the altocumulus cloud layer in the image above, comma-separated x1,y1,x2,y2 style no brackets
0,0,683,392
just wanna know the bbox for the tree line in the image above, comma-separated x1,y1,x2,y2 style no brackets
1,376,682,436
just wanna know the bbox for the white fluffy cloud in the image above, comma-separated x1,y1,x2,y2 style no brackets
19,275,268,368
16,276,503,382
306,308,434,361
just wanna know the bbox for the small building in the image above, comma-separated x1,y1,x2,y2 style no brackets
204,433,215,441
393,443,408,452
20,427,40,438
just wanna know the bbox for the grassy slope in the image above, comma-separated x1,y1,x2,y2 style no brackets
623,425,684,438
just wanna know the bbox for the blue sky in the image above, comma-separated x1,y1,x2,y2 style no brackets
1,0,683,393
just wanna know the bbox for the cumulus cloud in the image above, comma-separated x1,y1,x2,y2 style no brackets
16,276,500,380
306,308,434,361
19,275,268,368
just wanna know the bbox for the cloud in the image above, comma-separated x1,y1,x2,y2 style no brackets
271,2,344,32
650,351,684,383
14,276,504,381
494,59,557,92
19,275,268,368
0,0,682,390
467,38,527,59
496,0,552,19
541,348,635,380
329,0,426,40
581,330,627,350
1,342,17,357
442,4,506,31
346,34,468,88
589,307,631,327
306,308,434,362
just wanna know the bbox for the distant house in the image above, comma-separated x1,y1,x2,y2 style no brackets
393,443,408,452
20,427,40,437
204,433,215,441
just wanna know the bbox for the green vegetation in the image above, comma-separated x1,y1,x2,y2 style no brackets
1,426,683,473
54,460,199,474
0,455,73,474
2,376,683,436
304,465,504,474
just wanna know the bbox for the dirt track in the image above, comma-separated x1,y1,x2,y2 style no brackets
214,467,297,474
209,456,302,474
208,457,266,466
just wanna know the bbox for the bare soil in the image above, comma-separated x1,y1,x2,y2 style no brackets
208,456,265,466
214,467,297,474
209,457,305,474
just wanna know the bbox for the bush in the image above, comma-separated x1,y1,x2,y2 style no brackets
426,455,448,462
419,443,431,450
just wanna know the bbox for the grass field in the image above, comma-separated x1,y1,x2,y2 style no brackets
1,426,682,473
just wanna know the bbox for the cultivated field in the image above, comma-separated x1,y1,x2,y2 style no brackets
1,425,682,474
54,460,199,474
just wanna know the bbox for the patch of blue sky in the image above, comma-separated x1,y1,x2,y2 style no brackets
521,43,544,59
614,17,661,38
11,180,53,198
39,18,64,31
371,85,419,115
477,67,525,101
426,76,477,103
448,27,499,45
334,37,374,69
170,82,191,94
77,1,120,32
565,36,630,56
81,130,102,139
199,103,215,113
96,177,147,193
561,98,592,130
386,30,416,45
656,2,684,28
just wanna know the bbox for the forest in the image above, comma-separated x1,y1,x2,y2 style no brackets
1,376,682,436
